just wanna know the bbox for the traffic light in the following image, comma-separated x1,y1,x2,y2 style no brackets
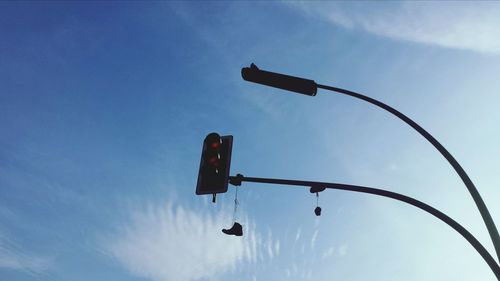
196,132,233,195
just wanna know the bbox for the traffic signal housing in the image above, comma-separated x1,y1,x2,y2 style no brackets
196,133,233,195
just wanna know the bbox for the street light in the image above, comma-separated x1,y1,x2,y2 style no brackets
228,174,500,280
241,63,500,263
241,63,317,96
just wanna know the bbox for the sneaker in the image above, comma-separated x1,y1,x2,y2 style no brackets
222,222,243,236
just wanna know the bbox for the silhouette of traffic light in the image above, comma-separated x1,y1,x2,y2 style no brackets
196,133,233,195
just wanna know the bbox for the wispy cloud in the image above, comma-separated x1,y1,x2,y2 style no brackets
294,227,302,243
338,244,348,257
274,239,280,257
106,201,275,281
321,246,335,259
0,231,51,274
310,229,318,249
265,230,280,259
292,2,500,55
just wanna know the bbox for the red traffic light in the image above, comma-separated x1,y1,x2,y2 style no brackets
196,133,233,195
205,133,221,147
208,155,220,167
210,141,221,149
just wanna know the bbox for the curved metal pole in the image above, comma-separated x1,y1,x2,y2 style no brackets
240,64,499,263
317,83,500,263
229,175,500,280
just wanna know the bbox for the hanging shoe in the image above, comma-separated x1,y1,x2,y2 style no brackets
314,206,322,216
222,222,243,236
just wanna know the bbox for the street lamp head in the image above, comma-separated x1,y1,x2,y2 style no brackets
241,63,318,96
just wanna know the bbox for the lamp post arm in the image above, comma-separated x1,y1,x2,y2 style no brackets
316,83,500,263
229,175,500,280
240,64,499,263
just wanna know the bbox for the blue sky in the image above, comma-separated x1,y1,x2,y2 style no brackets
1,2,500,281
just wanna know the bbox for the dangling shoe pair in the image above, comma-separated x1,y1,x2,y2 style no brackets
222,222,243,236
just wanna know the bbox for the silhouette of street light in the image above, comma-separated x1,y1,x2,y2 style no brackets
241,63,317,96
227,174,500,279
241,63,500,263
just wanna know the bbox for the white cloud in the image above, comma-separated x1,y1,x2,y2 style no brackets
0,232,51,274
310,229,319,249
321,246,335,259
264,230,280,260
338,244,348,257
294,227,302,243
107,201,274,281
267,243,274,259
0,254,49,274
293,2,500,55
274,239,280,257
